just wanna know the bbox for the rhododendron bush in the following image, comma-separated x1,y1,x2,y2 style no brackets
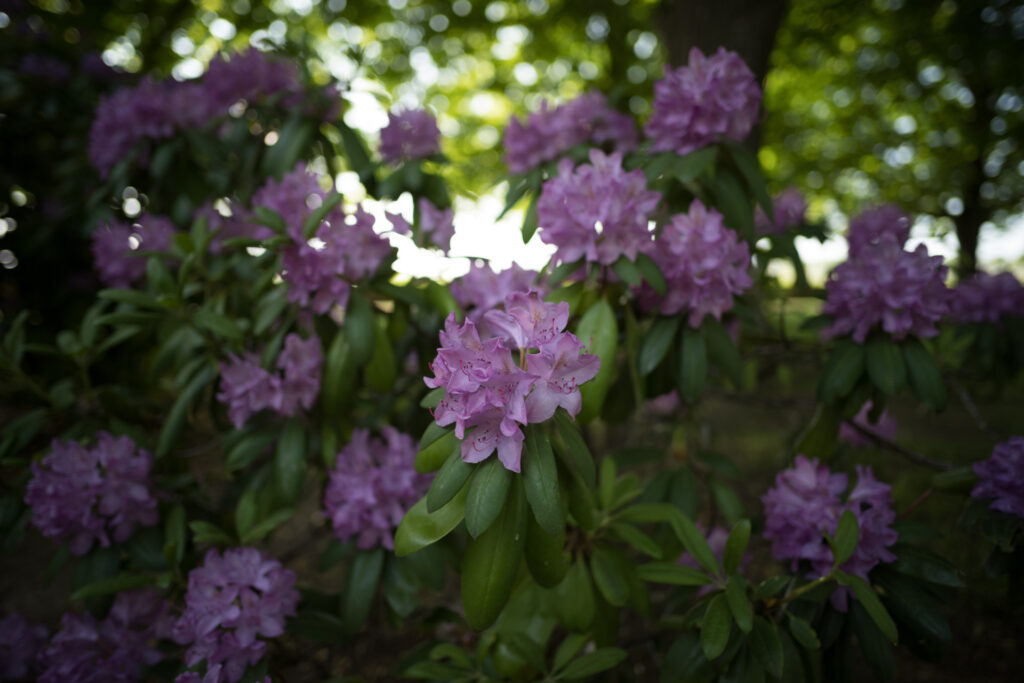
2,42,1024,683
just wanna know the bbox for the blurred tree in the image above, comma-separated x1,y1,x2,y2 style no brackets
762,0,1024,275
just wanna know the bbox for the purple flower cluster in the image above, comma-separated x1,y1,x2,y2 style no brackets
388,197,456,253
89,50,306,176
450,261,538,319
839,401,898,448
250,163,327,240
755,187,807,235
645,47,761,156
91,215,175,288
639,201,752,327
951,271,1024,324
762,455,898,610
0,613,48,680
323,427,429,550
172,548,298,683
425,292,601,471
537,149,661,266
503,92,638,174
217,333,323,428
378,108,441,163
846,204,912,257
25,432,158,555
972,436,1024,519
823,236,950,343
38,590,172,683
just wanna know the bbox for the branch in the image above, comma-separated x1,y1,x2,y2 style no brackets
843,420,953,471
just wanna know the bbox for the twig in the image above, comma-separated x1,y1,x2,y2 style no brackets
949,377,1002,441
898,487,934,520
843,420,953,471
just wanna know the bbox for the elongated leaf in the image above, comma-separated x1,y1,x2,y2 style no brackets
831,510,859,567
708,166,755,242
555,559,596,631
274,419,307,505
235,488,257,540
635,252,667,296
559,648,627,681
704,318,743,388
552,409,596,489
251,206,288,234
226,430,277,471
241,508,293,544
321,330,357,417
365,317,397,392
344,290,376,366
866,337,907,396
836,572,898,644
750,617,784,679
678,327,707,403
725,576,753,633
163,503,186,569
674,146,718,183
522,193,539,242
302,192,344,239
576,299,618,422
461,481,527,630
819,340,866,403
590,546,629,607
71,573,156,600
394,479,470,557
522,425,563,536
98,288,161,308
156,364,214,459
553,634,589,673
669,509,720,578
426,445,474,512
637,317,680,376
637,562,712,586
415,425,457,474
465,457,512,538
723,520,751,576
788,614,820,650
612,256,642,287
525,513,569,588
341,548,385,634
701,594,733,660
193,309,243,341
189,520,234,546
609,522,663,559
850,601,894,682
724,139,773,221
902,338,946,410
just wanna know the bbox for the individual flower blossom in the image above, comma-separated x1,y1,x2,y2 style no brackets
173,548,298,683
846,204,911,257
762,455,898,611
755,187,807,235
250,164,326,240
951,271,1024,324
450,261,539,319
645,47,761,156
823,235,950,343
972,436,1024,519
0,613,48,680
323,428,429,550
503,92,638,174
839,401,898,447
25,433,158,555
537,149,661,266
38,590,171,683
91,215,175,288
425,292,600,471
639,200,752,327
217,333,322,428
379,108,441,163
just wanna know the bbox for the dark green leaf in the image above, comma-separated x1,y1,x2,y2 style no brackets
97,288,161,308
553,634,589,673
819,340,866,403
426,445,474,512
525,513,570,588
156,364,214,459
71,572,155,600
701,594,733,660
552,409,596,489
522,425,564,537
704,318,743,388
678,326,707,403
751,575,790,600
890,545,962,587
637,562,712,586
787,614,820,650
465,457,513,538
555,559,596,631
394,479,470,556
723,520,751,576
189,520,234,546
836,572,898,644
851,601,894,682
522,193,539,242
590,546,629,607
241,508,294,544
415,425,457,474
609,522,663,559
341,548,385,633
163,503,186,569
611,256,642,287
708,166,755,242
674,146,718,182
251,207,288,234
831,510,859,567
635,252,667,296
669,509,720,578
902,338,946,410
274,419,307,505
724,139,773,221
235,488,258,539
193,309,243,341
344,289,376,366
302,192,344,239
866,337,907,396
725,576,753,633
576,298,618,422
558,647,627,681
750,616,784,678
637,316,680,376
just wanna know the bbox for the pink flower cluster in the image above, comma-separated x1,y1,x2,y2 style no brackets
91,215,176,288
217,333,323,428
425,292,601,472
38,590,172,683
450,261,539,319
951,271,1024,324
172,548,298,683
503,92,638,174
323,427,429,550
388,197,456,253
846,204,912,257
379,108,441,163
972,436,1024,520
89,50,310,176
823,236,950,343
25,432,158,555
762,455,898,610
755,187,807,235
645,47,761,156
537,149,661,266
639,201,752,327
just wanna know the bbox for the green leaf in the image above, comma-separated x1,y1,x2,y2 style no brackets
344,289,376,366
522,425,564,537
341,547,385,634
850,601,894,682
464,457,513,538
710,479,745,524
156,364,214,459
251,206,288,234
795,404,842,461
235,488,258,540
637,562,712,586
163,503,186,569
576,298,618,422
253,286,289,336
750,616,784,679
226,430,277,471
751,575,790,601
322,329,356,417
902,338,946,410
637,316,680,376
553,634,589,673
419,387,445,409
866,336,907,395
261,116,314,178
394,479,470,556
522,192,540,242
598,456,617,511
723,520,751,576
189,520,234,546
552,410,596,489
426,445,474,513
668,509,720,578
558,648,627,681
818,340,866,403
724,139,773,222
503,633,546,673
678,326,707,402
302,192,344,239
890,545,963,587
701,594,733,660
609,522,663,559
836,572,898,644
787,614,820,650
708,166,755,242
71,572,156,600
365,316,397,392
611,255,642,287
193,308,243,341
274,418,307,505
337,119,376,184
725,576,753,633
590,546,629,607
555,559,596,631
415,425,457,474
635,252,667,296
97,288,162,308
525,513,570,588
461,480,527,630
674,146,718,182
241,508,293,544
831,509,859,567
704,318,743,388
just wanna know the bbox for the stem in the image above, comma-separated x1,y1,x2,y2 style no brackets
842,419,953,471
898,487,934,520
772,572,834,607
949,377,1002,441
